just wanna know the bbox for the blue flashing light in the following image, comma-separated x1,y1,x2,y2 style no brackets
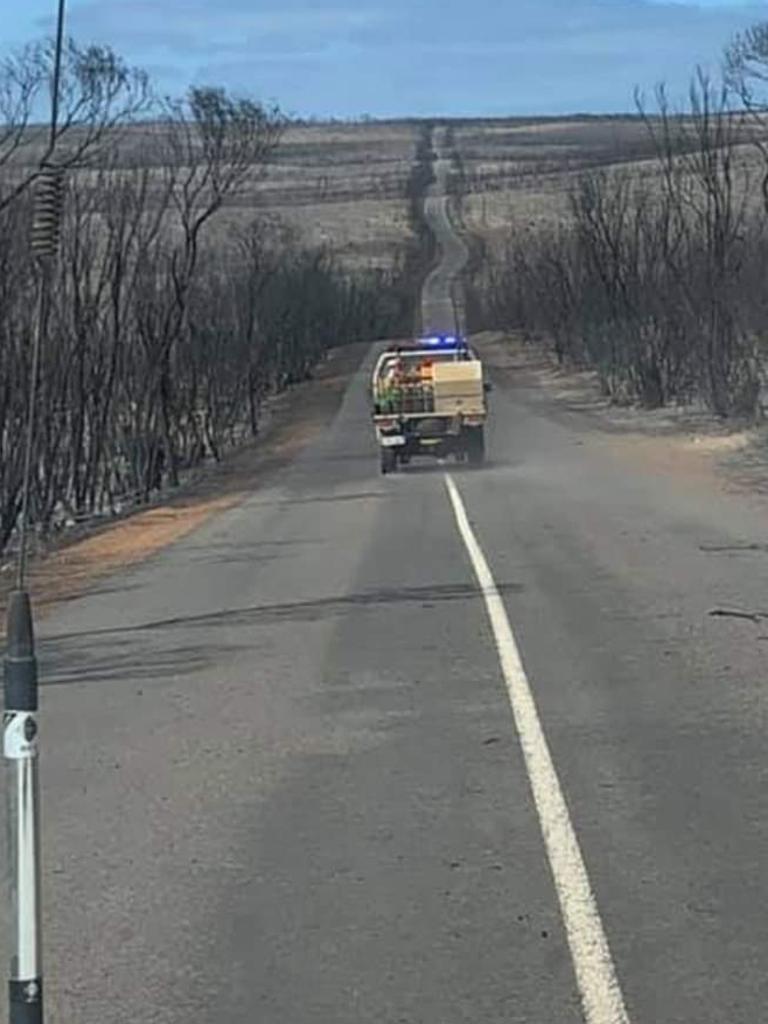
419,334,466,349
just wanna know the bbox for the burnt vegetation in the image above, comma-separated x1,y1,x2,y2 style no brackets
0,38,421,559
467,24,768,421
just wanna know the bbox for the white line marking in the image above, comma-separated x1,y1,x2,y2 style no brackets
444,473,631,1024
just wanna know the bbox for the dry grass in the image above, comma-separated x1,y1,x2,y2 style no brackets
217,196,411,271
18,113,768,269
451,115,767,255
238,121,419,268
452,118,645,253
11,118,422,270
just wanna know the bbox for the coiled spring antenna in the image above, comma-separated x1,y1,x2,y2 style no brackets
16,166,65,590
30,166,65,262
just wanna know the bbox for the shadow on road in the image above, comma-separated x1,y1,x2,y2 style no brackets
393,460,509,476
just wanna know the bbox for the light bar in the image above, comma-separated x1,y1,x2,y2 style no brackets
418,334,466,348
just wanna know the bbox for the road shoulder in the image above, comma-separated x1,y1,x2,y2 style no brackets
0,342,371,635
473,330,768,504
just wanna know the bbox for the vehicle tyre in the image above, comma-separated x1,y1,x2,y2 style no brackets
381,448,397,474
465,427,485,465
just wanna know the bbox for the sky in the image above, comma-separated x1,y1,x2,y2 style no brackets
3,0,768,118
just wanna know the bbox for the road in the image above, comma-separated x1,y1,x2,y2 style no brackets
8,130,768,1023
421,142,469,334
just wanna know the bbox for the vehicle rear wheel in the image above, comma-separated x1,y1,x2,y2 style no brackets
380,448,397,474
465,427,485,466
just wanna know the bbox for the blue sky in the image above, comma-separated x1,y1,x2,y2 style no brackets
4,0,768,117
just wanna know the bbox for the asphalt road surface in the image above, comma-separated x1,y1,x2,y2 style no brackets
421,140,468,335
7,130,768,1024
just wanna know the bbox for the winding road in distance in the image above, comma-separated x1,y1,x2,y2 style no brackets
9,125,768,1023
421,135,469,334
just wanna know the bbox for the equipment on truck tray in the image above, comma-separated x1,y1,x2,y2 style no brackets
370,335,491,474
